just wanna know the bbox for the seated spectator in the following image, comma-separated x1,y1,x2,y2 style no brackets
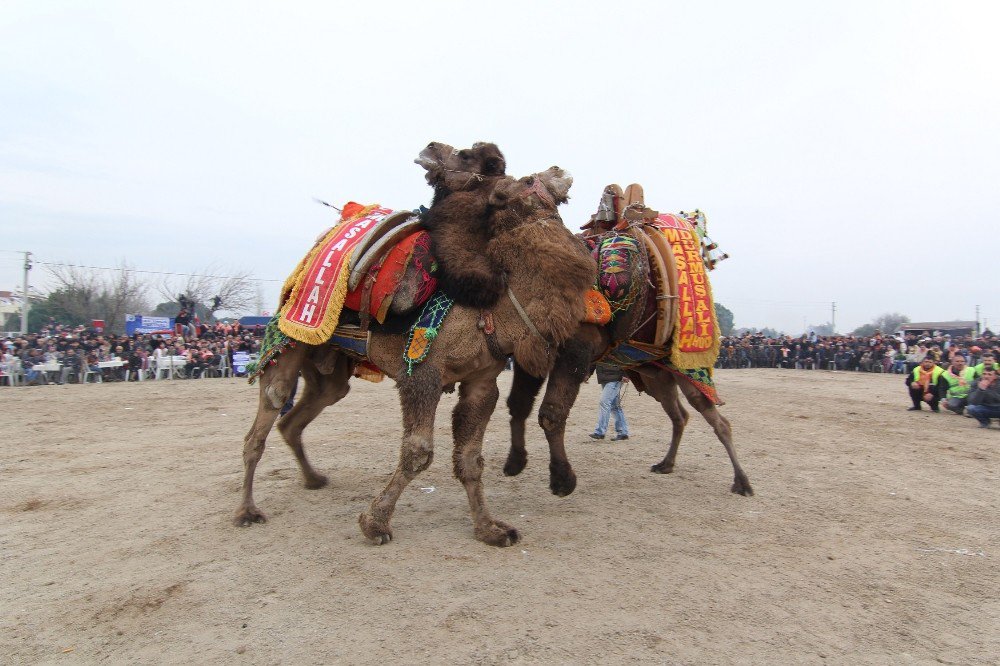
127,347,149,381
943,355,977,415
110,345,128,381
905,356,947,412
84,351,101,382
967,367,1000,428
23,349,46,386
59,348,84,384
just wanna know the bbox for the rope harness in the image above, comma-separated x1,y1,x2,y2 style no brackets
507,286,551,356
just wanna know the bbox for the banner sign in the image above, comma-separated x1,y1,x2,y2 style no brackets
232,351,251,375
125,314,174,336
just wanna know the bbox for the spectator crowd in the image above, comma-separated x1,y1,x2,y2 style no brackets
715,329,1000,428
5,319,1000,429
715,330,999,375
1,318,265,385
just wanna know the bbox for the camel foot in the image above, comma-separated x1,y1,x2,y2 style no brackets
650,461,674,474
549,461,576,497
503,449,528,477
731,474,754,497
233,505,267,527
475,520,520,547
303,472,328,490
358,511,393,545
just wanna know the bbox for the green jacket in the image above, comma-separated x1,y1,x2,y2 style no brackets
907,365,945,391
944,367,977,399
973,361,997,378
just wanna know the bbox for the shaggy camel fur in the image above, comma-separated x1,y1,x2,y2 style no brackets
420,142,509,309
235,167,595,546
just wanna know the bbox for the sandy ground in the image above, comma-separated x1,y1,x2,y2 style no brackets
1,368,997,665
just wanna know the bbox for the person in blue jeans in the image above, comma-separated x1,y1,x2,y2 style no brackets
967,367,1000,428
590,365,630,441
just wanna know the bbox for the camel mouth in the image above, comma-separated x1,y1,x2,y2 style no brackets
414,153,441,170
414,142,455,172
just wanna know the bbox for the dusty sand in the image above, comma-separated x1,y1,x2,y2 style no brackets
1,369,997,664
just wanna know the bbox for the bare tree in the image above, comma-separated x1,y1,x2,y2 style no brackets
157,265,258,321
45,262,151,333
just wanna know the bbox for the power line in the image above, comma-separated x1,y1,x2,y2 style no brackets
32,261,282,283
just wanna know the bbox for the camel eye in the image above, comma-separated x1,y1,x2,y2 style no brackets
524,177,534,186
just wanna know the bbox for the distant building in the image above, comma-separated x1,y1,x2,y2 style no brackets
0,290,22,332
898,321,978,337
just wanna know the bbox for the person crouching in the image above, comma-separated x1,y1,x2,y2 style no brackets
967,367,1000,428
943,354,977,415
905,356,946,412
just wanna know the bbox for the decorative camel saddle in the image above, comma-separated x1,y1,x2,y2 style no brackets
251,191,612,384
582,183,730,402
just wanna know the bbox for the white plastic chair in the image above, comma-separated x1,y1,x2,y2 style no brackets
2,358,24,386
81,365,103,383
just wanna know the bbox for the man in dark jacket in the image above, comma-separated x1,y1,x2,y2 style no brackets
589,365,630,441
967,367,1000,428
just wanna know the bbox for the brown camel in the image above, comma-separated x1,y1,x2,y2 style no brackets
410,154,753,498
234,165,596,547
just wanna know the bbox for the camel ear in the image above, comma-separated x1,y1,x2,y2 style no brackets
538,167,573,204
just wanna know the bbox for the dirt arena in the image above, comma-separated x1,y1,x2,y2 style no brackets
2,368,996,664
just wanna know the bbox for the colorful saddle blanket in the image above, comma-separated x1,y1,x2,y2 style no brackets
648,213,721,370
278,203,399,344
278,202,437,345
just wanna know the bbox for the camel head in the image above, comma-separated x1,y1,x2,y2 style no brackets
415,141,507,195
489,167,572,212
486,167,572,234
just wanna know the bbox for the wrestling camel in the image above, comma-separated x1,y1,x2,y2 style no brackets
410,152,753,499
235,163,595,546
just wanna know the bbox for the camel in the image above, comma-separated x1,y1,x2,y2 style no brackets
409,155,753,498
234,161,596,547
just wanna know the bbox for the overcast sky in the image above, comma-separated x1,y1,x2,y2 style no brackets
2,1,997,334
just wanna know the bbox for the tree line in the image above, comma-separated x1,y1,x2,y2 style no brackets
25,263,259,334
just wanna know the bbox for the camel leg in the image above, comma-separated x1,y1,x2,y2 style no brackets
536,337,592,496
234,344,307,526
640,371,690,475
503,362,544,477
358,366,441,545
452,375,519,546
276,352,353,489
676,377,754,496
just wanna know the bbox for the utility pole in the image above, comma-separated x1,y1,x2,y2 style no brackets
831,301,836,334
975,304,980,337
21,251,32,334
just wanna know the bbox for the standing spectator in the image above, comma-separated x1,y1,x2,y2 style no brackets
589,365,630,441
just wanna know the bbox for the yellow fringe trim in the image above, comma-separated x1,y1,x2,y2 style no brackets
276,204,379,345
